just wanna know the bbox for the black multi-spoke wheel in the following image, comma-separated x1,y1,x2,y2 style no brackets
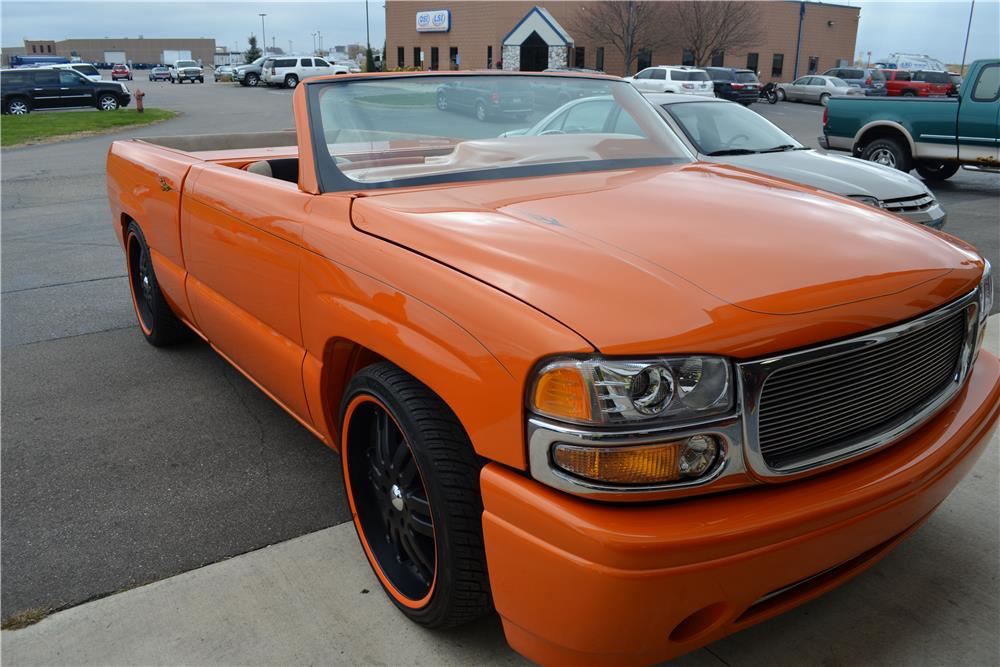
341,363,492,628
124,221,186,346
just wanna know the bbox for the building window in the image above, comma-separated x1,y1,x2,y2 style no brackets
31,45,37,53
397,46,404,68
637,48,652,71
808,56,819,74
681,49,694,66
413,46,421,69
449,46,458,70
574,46,585,69
47,45,52,53
595,47,604,72
746,52,759,72
711,50,724,67
487,45,493,69
771,53,784,77
430,46,439,70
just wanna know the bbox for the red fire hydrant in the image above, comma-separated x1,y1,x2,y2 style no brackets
135,89,145,113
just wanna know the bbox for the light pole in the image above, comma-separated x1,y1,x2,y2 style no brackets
259,13,267,56
960,0,975,74
312,32,317,54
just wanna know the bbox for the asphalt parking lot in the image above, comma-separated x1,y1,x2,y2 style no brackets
2,78,998,664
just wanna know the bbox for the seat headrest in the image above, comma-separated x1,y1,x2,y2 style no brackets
246,160,272,178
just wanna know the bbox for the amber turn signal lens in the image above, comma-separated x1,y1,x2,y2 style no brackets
533,366,592,422
552,436,719,485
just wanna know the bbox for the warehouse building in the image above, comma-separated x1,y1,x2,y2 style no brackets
385,1,859,81
19,37,216,67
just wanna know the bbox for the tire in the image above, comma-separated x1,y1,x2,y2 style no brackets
198,77,204,83
340,363,491,629
98,94,119,111
6,96,30,115
475,101,488,122
915,161,960,181
285,74,299,89
124,221,186,346
436,92,448,110
902,90,917,97
819,93,830,106
861,136,912,172
246,73,259,87
776,88,786,101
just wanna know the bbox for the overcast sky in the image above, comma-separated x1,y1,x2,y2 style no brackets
2,0,998,64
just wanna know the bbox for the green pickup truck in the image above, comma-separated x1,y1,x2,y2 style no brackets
821,59,999,180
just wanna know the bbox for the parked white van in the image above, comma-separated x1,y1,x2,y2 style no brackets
261,56,351,88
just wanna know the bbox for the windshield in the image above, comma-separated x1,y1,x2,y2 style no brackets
176,60,197,68
308,74,693,191
664,101,802,156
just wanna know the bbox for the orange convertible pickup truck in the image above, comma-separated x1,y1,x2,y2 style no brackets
107,72,998,665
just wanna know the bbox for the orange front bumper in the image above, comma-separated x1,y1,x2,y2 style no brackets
482,351,1000,666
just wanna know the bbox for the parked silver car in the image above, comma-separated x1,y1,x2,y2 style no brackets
777,75,862,105
645,94,946,228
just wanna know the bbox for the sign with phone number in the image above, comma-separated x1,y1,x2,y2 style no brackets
416,10,450,32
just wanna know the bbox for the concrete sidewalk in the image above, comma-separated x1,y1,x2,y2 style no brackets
4,323,998,667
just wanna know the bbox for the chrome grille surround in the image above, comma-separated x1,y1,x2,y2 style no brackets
882,193,935,213
738,290,980,479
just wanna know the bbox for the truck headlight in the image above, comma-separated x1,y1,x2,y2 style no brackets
530,356,733,425
975,260,993,360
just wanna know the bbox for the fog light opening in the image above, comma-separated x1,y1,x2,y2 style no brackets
669,602,730,644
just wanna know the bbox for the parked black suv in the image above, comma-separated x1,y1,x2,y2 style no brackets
704,67,760,105
1,68,131,115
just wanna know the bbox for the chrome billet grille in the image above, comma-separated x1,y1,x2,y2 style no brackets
754,310,967,469
882,194,935,213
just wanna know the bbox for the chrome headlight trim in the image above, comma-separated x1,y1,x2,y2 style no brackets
527,414,749,502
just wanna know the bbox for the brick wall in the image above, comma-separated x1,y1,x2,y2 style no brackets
385,0,858,81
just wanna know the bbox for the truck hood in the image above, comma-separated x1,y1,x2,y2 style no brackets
351,163,980,356
707,149,929,201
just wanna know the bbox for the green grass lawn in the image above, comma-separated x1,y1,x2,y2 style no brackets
0,108,177,147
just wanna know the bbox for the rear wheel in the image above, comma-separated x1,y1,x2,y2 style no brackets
6,96,30,115
861,136,912,172
915,161,960,181
98,94,119,111
285,74,299,89
819,92,831,106
125,221,186,346
340,363,491,629
776,88,786,101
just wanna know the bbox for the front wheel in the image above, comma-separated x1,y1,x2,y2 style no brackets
475,101,487,122
340,363,491,629
98,94,119,111
6,97,30,114
915,161,960,181
125,221,186,346
861,137,912,172
198,77,204,83
246,73,259,87
436,93,448,110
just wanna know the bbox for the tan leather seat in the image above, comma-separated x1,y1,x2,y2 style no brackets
246,160,272,178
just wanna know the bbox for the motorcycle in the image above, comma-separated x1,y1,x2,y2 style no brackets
759,82,778,104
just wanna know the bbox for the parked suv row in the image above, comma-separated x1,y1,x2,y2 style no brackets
1,68,131,114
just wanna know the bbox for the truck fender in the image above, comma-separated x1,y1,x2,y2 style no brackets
854,120,917,156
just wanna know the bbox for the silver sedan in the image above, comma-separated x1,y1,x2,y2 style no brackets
645,93,946,228
777,75,862,105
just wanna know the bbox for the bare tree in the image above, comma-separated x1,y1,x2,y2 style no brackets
573,1,675,76
665,1,763,67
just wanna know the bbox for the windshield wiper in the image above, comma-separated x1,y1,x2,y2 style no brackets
759,144,801,153
706,148,758,156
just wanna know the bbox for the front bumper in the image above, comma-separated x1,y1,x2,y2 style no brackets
900,201,947,229
482,350,999,666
